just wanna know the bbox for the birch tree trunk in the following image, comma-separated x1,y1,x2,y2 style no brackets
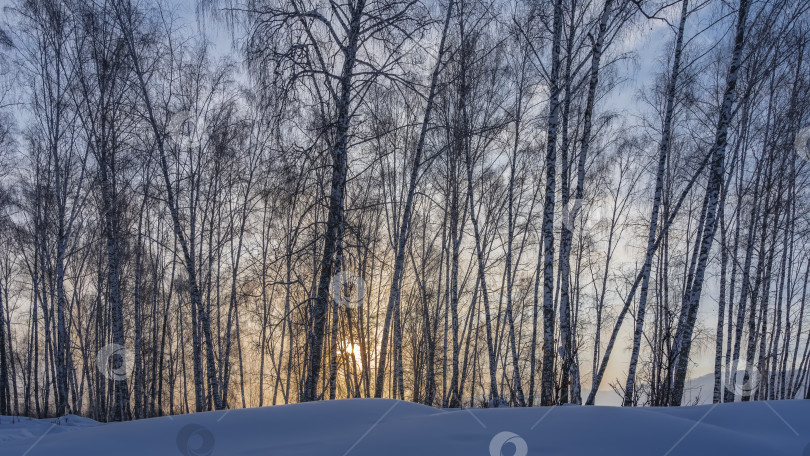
539,0,565,407
374,0,454,398
562,0,618,406
671,0,750,406
623,0,689,406
114,0,223,411
302,0,366,402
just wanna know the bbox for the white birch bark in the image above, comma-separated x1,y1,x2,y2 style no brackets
539,0,564,407
671,0,750,405
623,0,689,406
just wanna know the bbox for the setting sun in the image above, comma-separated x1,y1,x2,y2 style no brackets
343,343,360,356
340,343,363,369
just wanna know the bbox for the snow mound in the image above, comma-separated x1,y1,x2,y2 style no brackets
0,414,100,444
2,399,809,455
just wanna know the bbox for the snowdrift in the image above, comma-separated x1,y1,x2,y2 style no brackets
2,399,809,455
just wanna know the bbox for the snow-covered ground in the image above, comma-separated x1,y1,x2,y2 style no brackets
2,399,809,455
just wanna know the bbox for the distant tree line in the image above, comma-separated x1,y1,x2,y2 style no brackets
0,0,808,421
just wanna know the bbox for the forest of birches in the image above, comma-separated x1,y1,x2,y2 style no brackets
0,0,808,422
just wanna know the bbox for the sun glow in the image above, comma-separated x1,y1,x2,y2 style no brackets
342,343,361,356
340,343,364,370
